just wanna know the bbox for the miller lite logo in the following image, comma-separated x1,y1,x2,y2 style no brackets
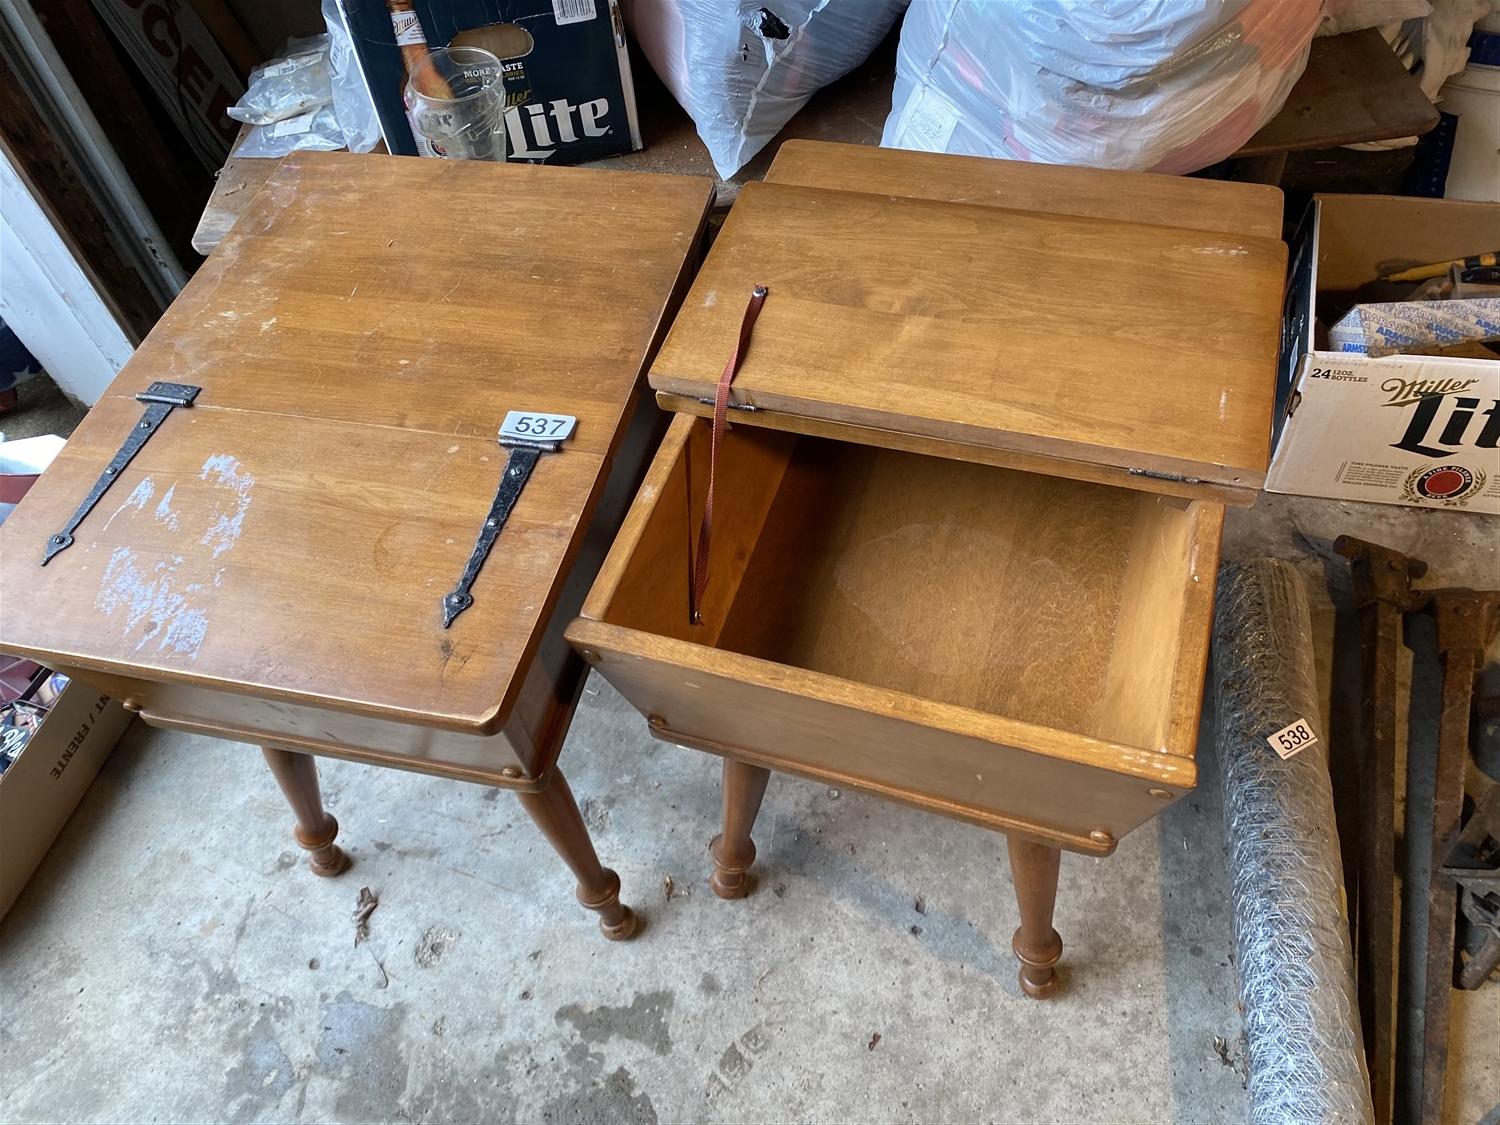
1402,464,1487,506
1384,377,1500,459
504,96,611,160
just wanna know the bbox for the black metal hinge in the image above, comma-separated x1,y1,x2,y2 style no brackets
42,382,200,566
1128,467,1203,485
441,438,558,629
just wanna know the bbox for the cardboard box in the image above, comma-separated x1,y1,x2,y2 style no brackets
339,0,641,162
0,682,133,919
1266,194,1500,513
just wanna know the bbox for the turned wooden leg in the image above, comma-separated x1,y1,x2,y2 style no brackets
517,769,638,941
261,747,349,877
1009,836,1063,999
709,758,772,899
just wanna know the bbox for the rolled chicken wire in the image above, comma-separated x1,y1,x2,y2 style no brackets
1213,559,1372,1125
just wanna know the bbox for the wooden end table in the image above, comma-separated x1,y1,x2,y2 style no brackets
568,141,1287,992
0,152,712,939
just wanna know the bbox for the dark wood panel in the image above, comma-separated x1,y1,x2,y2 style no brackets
0,55,164,342
34,0,213,266
1239,29,1439,156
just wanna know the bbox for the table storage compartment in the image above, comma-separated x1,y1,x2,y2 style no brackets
568,415,1222,852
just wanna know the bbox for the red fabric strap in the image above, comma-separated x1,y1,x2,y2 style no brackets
691,284,768,625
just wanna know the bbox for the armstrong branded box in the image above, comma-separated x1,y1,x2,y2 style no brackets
1266,195,1500,513
339,0,641,162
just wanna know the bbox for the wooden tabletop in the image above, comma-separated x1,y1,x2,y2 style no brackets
0,153,712,732
190,28,1435,255
765,140,1284,240
652,176,1287,491
190,149,278,256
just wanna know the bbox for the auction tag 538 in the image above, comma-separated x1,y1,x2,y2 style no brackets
500,411,577,443
1267,718,1319,760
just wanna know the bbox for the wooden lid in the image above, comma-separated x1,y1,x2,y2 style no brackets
0,153,711,732
650,178,1287,497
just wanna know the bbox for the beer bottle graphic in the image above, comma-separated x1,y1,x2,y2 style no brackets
387,0,443,156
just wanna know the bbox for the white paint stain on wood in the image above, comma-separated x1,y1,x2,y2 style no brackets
199,454,255,558
96,547,211,658
153,483,180,531
103,476,154,530
1176,243,1250,257
92,455,255,660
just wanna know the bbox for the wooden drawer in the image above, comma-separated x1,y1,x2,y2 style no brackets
568,414,1223,855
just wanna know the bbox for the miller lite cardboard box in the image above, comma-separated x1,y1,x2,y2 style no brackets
1266,194,1500,513
339,0,641,162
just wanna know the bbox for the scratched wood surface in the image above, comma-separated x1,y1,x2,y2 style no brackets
766,140,1284,240
651,179,1287,492
0,152,712,733
190,125,279,256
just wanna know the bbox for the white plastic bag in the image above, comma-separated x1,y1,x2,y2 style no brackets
228,36,333,126
236,103,345,159
883,0,1323,175
626,0,907,178
1319,0,1431,36
322,0,381,153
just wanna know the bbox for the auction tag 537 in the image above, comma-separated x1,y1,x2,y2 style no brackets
1267,718,1319,760
500,411,577,443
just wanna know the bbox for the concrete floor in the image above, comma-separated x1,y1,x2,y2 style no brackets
6,23,1496,1116
1,383,1497,1123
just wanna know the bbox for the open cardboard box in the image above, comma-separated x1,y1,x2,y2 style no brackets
0,678,132,919
1267,193,1500,513
1,432,133,919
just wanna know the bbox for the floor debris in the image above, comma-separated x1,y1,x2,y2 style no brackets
352,886,379,946
413,927,456,968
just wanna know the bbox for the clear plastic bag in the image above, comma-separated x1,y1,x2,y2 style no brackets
228,35,333,126
235,103,345,159
625,0,907,179
322,0,381,153
883,0,1322,175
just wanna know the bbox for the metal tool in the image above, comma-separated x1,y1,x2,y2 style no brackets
1405,589,1500,1123
1448,777,1499,990
441,435,556,629
1334,536,1430,1125
42,381,200,566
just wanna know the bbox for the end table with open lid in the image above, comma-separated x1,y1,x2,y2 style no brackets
0,153,713,939
566,141,1287,992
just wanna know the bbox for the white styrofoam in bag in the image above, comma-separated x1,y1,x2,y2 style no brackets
884,0,1323,174
627,0,907,178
